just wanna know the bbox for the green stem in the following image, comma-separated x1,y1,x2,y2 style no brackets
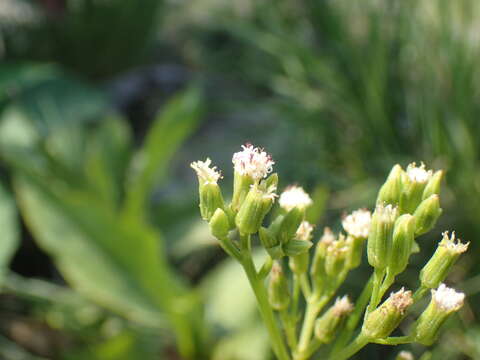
299,273,312,299
413,285,429,303
373,336,412,345
368,268,386,312
330,275,373,355
240,254,290,360
332,334,369,360
292,274,301,320
280,309,298,349
379,269,396,298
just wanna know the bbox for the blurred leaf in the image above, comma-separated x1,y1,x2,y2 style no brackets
13,174,172,327
306,185,329,225
212,325,269,360
126,87,203,214
0,334,48,360
0,182,20,284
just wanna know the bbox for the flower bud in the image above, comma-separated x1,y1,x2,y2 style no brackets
400,162,433,214
325,234,349,276
362,288,413,339
413,284,464,345
420,232,469,289
346,234,365,269
315,296,353,344
367,204,398,270
268,261,290,311
231,144,274,210
278,207,304,244
235,181,277,235
388,214,416,276
377,164,403,206
209,208,231,239
259,227,283,259
311,228,335,288
283,221,314,256
413,195,442,236
395,351,414,360
422,170,444,200
191,159,225,221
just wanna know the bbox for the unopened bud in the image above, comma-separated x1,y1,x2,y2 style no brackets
413,284,464,345
413,195,442,236
377,164,403,206
367,204,398,269
311,228,334,288
231,144,274,210
268,262,290,311
400,162,433,214
209,208,230,239
388,214,416,275
191,158,225,220
315,296,353,344
325,235,349,276
362,288,413,339
235,181,277,235
395,351,414,360
420,232,469,289
346,234,365,269
422,170,444,200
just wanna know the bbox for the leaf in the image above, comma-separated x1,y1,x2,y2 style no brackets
13,174,172,327
125,87,203,214
0,182,20,284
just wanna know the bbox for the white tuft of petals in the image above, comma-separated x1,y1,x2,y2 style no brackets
389,288,413,313
279,185,313,211
232,143,274,181
342,209,371,239
440,231,469,254
190,158,222,185
406,162,433,183
296,221,314,242
332,296,354,317
375,203,398,221
397,351,414,360
320,227,336,245
432,284,465,312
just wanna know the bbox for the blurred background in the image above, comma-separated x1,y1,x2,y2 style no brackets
1,0,480,359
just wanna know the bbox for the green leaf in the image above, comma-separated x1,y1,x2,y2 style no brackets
0,182,20,284
125,87,203,214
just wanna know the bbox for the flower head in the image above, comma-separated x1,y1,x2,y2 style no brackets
406,162,433,183
432,284,465,312
389,287,413,314
320,227,336,245
279,185,313,211
295,221,314,242
332,296,354,317
342,208,371,238
440,231,469,254
190,158,222,185
232,143,274,181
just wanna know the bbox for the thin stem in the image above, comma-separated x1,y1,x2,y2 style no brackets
299,273,312,299
280,308,298,349
413,285,429,303
373,336,412,345
379,269,396,298
239,239,290,360
368,268,386,312
291,274,301,321
332,334,369,360
296,295,329,359
330,275,373,355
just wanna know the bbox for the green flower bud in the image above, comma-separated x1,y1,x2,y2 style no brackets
315,296,353,344
259,227,283,259
420,232,469,289
346,234,365,269
283,221,314,256
413,195,442,236
400,163,433,214
367,203,398,270
395,351,414,360
231,144,275,211
325,234,349,277
362,288,413,339
209,208,230,239
388,214,416,276
235,181,277,235
191,159,225,221
377,164,404,206
268,261,290,311
311,228,335,289
413,284,464,345
278,207,305,244
422,170,444,200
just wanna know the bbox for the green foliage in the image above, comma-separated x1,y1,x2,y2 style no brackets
0,182,19,283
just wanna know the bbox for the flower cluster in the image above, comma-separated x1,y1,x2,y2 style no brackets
192,149,469,360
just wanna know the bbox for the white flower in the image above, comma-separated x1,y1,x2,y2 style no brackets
342,209,371,238
232,143,274,181
279,185,312,211
375,203,398,221
397,351,414,360
190,158,222,185
440,231,469,254
432,284,465,312
332,296,354,317
389,288,413,313
320,227,336,245
296,221,314,241
406,162,433,183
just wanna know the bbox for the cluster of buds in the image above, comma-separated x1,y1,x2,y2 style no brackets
192,148,469,360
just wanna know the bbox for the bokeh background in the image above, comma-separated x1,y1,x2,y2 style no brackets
1,0,480,359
